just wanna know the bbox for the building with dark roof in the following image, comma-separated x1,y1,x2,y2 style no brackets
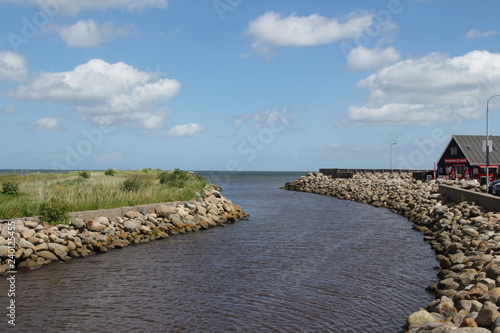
437,135,500,183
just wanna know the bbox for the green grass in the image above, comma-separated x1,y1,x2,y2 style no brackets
0,169,207,220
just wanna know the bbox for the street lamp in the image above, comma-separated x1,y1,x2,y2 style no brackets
486,95,500,188
390,142,397,172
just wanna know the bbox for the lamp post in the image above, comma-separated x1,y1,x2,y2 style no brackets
486,95,500,189
390,142,397,172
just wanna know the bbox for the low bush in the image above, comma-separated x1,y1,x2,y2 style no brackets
158,169,191,188
104,168,116,176
2,182,19,196
122,178,141,192
79,171,91,179
40,198,70,225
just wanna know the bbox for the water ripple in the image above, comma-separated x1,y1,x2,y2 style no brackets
0,173,438,333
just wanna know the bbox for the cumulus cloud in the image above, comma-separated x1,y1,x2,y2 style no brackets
465,29,500,39
346,50,500,125
346,46,401,70
28,118,62,132
0,51,28,82
8,59,181,130
167,123,204,137
245,11,373,56
50,19,130,48
0,0,168,15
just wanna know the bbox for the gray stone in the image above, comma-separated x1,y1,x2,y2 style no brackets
406,309,436,328
475,306,500,327
96,217,110,226
47,243,69,259
71,218,86,230
86,220,106,232
124,211,141,219
18,238,35,250
17,258,42,268
37,250,58,261
155,205,178,218
23,221,39,229
123,220,141,232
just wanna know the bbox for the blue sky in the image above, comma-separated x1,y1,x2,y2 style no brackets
1,0,500,172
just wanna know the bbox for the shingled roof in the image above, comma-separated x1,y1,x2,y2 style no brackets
451,135,500,165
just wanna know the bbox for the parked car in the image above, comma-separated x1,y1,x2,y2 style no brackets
489,180,500,196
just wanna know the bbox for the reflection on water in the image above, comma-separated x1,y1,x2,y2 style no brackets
0,172,438,332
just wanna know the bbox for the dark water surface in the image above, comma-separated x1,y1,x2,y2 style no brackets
0,172,438,332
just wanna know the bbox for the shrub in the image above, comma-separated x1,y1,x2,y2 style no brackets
104,168,116,176
2,182,19,196
40,198,70,225
122,178,140,192
158,169,191,188
79,171,91,179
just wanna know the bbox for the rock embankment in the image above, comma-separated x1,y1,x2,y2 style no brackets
285,172,500,333
0,188,248,273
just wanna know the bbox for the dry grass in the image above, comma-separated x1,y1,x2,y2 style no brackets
0,169,207,219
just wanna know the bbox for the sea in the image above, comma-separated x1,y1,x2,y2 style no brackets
0,171,438,332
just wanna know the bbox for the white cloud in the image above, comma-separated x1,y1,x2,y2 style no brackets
0,51,28,82
0,0,168,15
465,29,500,39
346,50,500,125
245,11,373,56
8,59,181,129
346,46,401,70
28,118,61,132
50,19,130,48
167,123,204,137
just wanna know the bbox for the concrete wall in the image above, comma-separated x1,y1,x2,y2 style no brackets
319,168,432,179
438,184,500,212
2,200,191,223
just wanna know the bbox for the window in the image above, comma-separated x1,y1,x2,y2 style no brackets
450,146,458,155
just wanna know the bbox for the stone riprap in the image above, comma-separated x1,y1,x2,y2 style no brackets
0,188,248,274
284,172,500,333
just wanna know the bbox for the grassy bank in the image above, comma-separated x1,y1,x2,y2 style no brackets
0,169,207,221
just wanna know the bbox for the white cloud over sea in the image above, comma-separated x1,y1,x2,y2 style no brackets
8,59,181,130
346,50,500,125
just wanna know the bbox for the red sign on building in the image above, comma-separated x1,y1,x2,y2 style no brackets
444,158,467,164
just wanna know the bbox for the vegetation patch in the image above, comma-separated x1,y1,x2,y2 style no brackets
0,169,207,220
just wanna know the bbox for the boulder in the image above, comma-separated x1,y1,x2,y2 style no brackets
454,328,494,332
37,250,59,261
123,220,141,232
155,205,178,218
86,220,106,232
47,243,69,260
17,258,42,269
475,306,500,327
18,238,35,250
71,218,86,230
96,217,110,226
406,309,436,328
23,221,39,229
124,211,142,219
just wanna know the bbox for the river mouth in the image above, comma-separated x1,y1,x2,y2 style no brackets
2,172,438,332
